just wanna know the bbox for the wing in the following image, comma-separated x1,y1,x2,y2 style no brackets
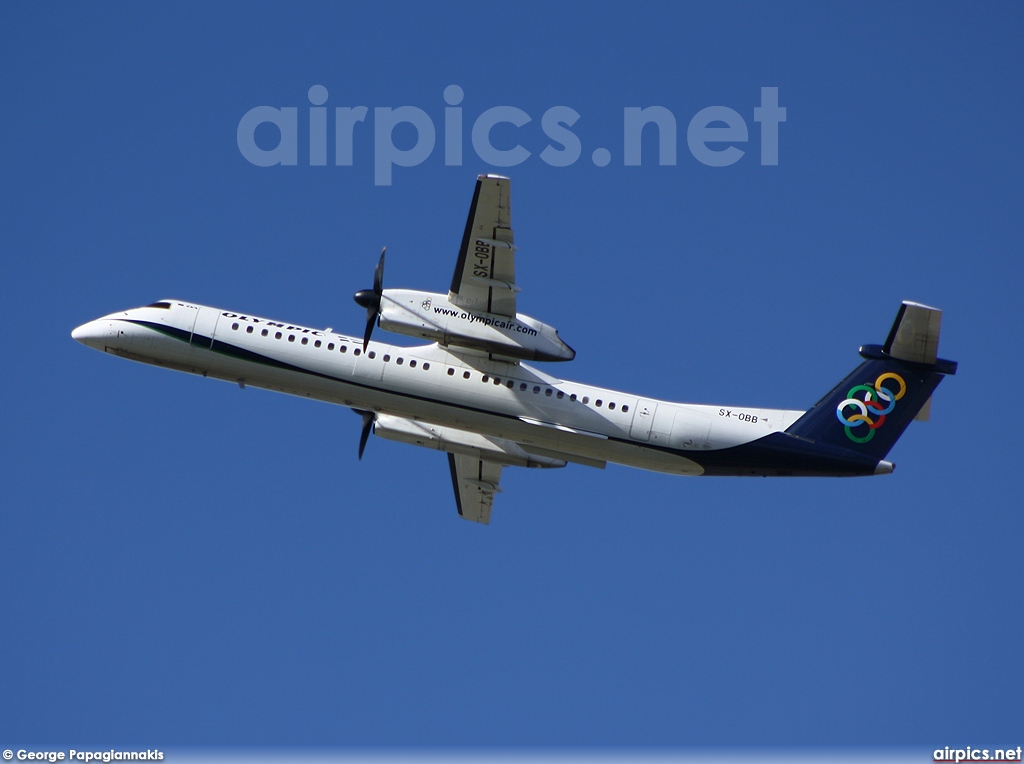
447,453,503,524
449,174,518,318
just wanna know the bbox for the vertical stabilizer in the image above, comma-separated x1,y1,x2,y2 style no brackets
785,301,957,461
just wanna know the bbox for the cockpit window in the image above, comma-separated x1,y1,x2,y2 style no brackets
146,301,172,309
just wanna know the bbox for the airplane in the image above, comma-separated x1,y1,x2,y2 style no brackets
72,174,957,524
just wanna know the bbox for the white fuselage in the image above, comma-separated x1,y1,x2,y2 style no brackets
72,300,807,475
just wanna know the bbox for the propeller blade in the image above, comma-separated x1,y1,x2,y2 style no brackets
361,311,375,353
358,410,375,460
373,247,385,293
353,247,387,352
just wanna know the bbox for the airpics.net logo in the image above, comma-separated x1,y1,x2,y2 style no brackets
236,85,786,186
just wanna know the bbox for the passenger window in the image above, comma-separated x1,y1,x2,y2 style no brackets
232,323,239,330
609,402,616,410
423,363,430,370
246,326,253,334
582,396,590,404
262,329,268,337
328,343,334,350
570,394,577,401
545,388,552,396
533,385,540,393
463,371,471,379
354,348,361,356
520,383,527,391
314,339,321,348
506,380,514,388
275,332,282,340
368,351,376,359
383,354,390,362
341,345,347,353
622,404,629,413
448,368,455,376
482,375,489,383
409,360,416,368
301,337,308,345
596,399,603,407
557,391,564,399
288,335,295,342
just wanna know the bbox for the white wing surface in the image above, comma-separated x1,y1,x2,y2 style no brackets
447,453,503,524
449,174,518,318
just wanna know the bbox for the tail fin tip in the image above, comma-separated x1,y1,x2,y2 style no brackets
884,300,943,365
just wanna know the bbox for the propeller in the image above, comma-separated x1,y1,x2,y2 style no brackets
356,409,375,460
353,247,386,352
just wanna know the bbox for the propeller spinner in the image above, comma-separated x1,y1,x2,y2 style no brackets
353,247,386,352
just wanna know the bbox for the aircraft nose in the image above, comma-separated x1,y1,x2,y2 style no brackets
72,319,112,349
71,322,90,343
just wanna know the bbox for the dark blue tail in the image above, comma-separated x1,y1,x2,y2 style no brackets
786,302,957,462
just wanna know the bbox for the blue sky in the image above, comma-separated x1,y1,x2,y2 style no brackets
2,1,1022,754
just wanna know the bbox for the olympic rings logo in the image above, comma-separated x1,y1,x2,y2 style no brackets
835,372,907,443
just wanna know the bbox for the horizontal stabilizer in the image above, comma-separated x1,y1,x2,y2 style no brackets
884,301,942,364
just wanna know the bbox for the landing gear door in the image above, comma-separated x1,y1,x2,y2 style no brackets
630,400,657,441
190,307,220,349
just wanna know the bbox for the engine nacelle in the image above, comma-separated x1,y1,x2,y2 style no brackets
373,414,566,469
377,289,575,362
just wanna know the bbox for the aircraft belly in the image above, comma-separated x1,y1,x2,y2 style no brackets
438,412,704,476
